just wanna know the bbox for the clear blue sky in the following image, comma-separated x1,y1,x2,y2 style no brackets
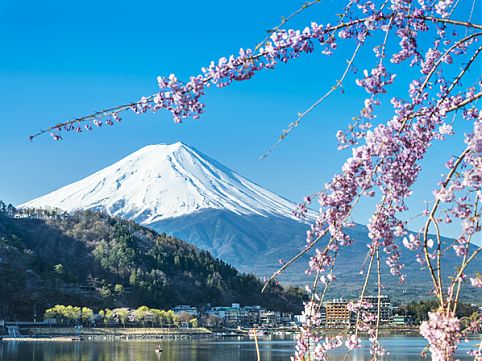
0,0,479,241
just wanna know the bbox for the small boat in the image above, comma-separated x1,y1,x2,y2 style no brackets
155,345,163,353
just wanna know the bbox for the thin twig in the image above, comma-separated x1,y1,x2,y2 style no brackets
260,38,364,159
254,0,322,52
422,148,469,304
419,32,482,92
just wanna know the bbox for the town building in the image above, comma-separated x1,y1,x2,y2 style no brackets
259,310,280,326
324,298,353,327
172,305,199,317
280,312,293,324
206,304,248,327
362,296,392,323
204,304,292,327
243,305,266,326
390,313,415,326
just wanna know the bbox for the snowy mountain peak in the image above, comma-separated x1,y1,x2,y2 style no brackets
21,143,307,225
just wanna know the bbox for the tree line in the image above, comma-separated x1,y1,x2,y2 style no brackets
44,305,199,328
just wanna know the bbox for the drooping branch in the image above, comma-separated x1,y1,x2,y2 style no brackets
30,13,482,142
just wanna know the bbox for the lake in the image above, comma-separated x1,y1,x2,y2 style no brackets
0,336,480,360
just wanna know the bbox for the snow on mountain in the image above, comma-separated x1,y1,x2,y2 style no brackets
20,142,309,225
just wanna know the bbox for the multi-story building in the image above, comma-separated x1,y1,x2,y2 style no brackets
259,310,281,326
362,296,392,323
319,305,326,326
172,305,199,317
390,313,415,326
280,312,293,324
325,298,352,327
206,304,248,326
243,305,265,326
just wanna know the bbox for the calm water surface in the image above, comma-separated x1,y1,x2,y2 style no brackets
0,336,480,360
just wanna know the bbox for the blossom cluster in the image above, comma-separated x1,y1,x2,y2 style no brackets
470,275,482,288
420,311,461,361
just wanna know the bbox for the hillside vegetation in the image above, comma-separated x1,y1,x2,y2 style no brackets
0,202,304,320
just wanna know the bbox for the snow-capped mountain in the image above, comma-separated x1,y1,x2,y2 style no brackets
19,143,482,302
21,142,313,269
21,142,305,223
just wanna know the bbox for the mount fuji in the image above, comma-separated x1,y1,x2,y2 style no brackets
21,142,313,273
20,142,482,302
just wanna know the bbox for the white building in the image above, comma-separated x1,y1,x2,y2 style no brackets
172,305,199,317
362,296,392,323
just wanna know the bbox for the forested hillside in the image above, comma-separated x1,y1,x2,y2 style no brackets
0,202,304,320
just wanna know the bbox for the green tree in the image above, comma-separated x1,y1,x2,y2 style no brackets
45,305,66,322
189,318,198,328
133,306,150,327
81,307,94,325
99,285,112,298
129,270,137,285
151,309,165,327
164,310,175,327
174,255,181,266
113,308,129,327
99,309,113,327
173,314,180,328
64,305,81,323
114,284,124,295
54,264,64,275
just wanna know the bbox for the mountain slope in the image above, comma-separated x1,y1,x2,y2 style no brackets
151,209,311,267
21,142,303,223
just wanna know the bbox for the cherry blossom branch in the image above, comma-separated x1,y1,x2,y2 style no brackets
261,228,328,293
254,0,322,52
374,248,383,358
262,7,396,159
423,147,470,303
413,15,482,30
419,32,482,92
315,249,338,311
355,246,377,331
261,179,369,292
446,46,482,97
30,14,482,142
448,198,481,314
401,44,482,132
450,241,481,313
448,90,482,111
260,1,386,159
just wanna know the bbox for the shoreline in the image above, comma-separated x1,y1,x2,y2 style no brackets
2,326,479,342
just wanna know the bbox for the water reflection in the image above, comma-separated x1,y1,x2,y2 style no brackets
0,336,480,361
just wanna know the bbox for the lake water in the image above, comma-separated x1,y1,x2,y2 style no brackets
0,336,480,360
